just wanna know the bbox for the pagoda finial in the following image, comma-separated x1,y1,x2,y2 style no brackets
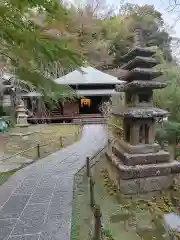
133,26,145,48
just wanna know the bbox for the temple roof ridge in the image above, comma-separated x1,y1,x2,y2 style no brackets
54,66,124,85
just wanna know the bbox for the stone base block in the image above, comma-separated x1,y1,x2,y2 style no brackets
112,144,170,166
105,149,180,195
105,152,180,179
15,124,29,127
119,140,160,154
119,175,174,195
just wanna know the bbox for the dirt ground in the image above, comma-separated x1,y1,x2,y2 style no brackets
0,124,80,160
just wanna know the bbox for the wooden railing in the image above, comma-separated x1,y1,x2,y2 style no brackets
74,137,115,240
0,132,80,162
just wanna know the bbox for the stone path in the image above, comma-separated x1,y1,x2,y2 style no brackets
0,124,107,240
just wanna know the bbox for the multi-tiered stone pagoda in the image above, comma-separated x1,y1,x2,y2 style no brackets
106,27,180,194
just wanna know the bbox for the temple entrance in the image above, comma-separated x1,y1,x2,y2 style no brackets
79,96,102,114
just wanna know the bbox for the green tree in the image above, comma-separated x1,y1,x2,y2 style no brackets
153,58,180,122
70,0,114,68
102,4,173,65
0,0,83,100
156,121,180,159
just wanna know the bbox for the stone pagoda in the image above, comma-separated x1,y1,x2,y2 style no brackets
106,27,180,194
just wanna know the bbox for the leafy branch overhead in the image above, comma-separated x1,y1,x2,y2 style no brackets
0,0,83,99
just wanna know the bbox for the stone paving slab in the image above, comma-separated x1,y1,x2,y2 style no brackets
13,179,39,195
12,203,48,235
0,195,31,219
9,234,40,240
0,125,107,240
0,219,17,240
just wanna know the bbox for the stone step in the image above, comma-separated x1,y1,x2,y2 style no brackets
112,145,170,166
73,118,106,124
106,151,180,180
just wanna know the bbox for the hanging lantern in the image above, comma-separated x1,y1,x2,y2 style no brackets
81,98,91,107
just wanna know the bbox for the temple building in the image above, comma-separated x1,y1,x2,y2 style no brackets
21,66,123,123
106,27,180,194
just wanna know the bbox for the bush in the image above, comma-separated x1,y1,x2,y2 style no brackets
0,105,12,116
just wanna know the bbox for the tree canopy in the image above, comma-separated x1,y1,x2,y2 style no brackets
0,0,179,110
0,0,83,99
102,4,173,65
72,2,173,69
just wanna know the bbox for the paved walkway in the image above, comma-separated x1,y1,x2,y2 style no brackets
0,125,107,240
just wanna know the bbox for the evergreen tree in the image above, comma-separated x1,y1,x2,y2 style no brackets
101,4,173,65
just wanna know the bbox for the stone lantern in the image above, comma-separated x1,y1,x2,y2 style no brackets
16,100,29,127
106,27,180,194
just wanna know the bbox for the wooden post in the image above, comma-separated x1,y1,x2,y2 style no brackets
60,136,63,147
37,144,40,158
75,132,78,141
86,157,90,177
89,176,95,208
78,126,80,134
93,205,102,240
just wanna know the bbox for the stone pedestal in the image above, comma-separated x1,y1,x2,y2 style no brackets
105,144,180,195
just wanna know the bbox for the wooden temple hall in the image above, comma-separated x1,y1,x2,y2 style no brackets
21,67,123,123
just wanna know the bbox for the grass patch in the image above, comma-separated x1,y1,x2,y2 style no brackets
71,155,175,240
1,124,80,160
71,168,93,240
0,170,17,186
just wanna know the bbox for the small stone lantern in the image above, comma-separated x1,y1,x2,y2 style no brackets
16,100,29,127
